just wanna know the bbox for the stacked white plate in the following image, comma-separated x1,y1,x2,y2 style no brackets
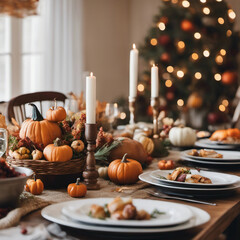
41,198,210,235
139,169,240,198
195,139,240,150
181,149,240,166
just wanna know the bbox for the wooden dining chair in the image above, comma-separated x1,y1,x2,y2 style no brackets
7,91,67,124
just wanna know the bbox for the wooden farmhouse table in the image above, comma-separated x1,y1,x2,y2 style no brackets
5,150,240,240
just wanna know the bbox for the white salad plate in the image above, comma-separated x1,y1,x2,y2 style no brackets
181,156,240,166
182,150,240,162
139,172,240,197
61,198,193,227
150,169,240,188
41,200,210,234
195,139,238,150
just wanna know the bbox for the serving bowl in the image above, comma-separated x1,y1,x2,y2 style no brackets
0,166,33,207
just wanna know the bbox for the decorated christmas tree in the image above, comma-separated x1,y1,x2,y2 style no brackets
137,0,239,128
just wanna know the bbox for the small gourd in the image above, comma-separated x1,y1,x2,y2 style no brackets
108,153,143,185
133,133,154,155
67,178,87,198
46,98,66,122
98,166,108,179
43,138,73,162
25,174,44,195
71,140,85,153
32,148,43,160
169,127,196,147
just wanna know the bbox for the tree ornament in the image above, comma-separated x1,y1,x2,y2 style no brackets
181,20,194,32
159,16,169,24
166,91,174,101
187,92,203,108
221,71,237,85
160,52,171,63
158,35,171,46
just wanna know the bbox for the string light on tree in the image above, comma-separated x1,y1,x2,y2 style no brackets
215,55,224,64
220,49,226,56
182,0,190,8
218,17,224,24
228,9,236,20
150,38,158,46
195,72,202,79
158,22,166,31
203,49,210,57
219,104,226,112
177,70,184,78
222,99,229,106
200,0,206,3
165,79,173,87
177,41,185,50
167,66,174,73
191,53,199,61
171,0,178,4
216,0,222,2
177,99,184,107
226,30,232,37
120,112,126,120
214,73,222,81
194,32,201,39
203,7,210,15
137,84,145,92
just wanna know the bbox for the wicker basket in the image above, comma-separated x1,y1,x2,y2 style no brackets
7,157,86,188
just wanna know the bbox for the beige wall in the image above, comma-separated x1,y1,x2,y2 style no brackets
83,0,240,102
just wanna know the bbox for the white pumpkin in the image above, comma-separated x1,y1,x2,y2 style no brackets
133,133,154,155
169,127,196,147
98,166,109,179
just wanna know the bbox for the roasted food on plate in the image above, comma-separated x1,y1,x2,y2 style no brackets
167,167,212,184
188,149,223,158
210,128,240,143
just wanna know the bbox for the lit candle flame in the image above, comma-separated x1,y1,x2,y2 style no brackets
153,63,155,67
133,43,136,49
90,72,93,77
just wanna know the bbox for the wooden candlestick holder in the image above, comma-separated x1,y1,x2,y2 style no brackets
129,96,136,125
151,97,160,136
83,124,100,190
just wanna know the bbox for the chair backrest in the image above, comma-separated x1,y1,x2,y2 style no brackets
7,91,67,124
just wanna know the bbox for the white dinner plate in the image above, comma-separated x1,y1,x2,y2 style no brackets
150,169,240,188
182,150,240,161
181,156,240,166
195,139,238,150
61,198,192,227
41,201,210,234
139,172,240,197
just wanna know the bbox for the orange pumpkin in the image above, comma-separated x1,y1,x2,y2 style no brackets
43,138,73,162
19,104,62,147
108,153,143,185
46,98,66,122
25,175,44,195
67,178,87,198
158,160,175,170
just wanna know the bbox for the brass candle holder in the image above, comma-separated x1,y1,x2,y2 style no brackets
129,96,136,125
83,124,100,190
151,97,160,136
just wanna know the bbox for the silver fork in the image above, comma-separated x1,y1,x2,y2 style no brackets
146,189,217,206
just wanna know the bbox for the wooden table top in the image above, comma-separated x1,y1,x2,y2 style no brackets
20,150,240,240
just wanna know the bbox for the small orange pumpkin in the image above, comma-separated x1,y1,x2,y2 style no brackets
25,174,44,195
46,98,66,122
67,178,87,198
43,138,73,162
158,160,175,170
108,153,143,185
19,104,62,147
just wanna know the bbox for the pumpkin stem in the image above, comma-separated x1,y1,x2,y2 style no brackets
54,98,57,109
53,138,63,147
29,103,44,121
121,153,129,163
76,178,80,185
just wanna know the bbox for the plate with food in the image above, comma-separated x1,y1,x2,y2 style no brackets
139,172,240,196
150,168,240,188
182,149,240,161
180,155,240,166
61,197,193,227
42,201,210,234
209,129,240,146
194,139,238,150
